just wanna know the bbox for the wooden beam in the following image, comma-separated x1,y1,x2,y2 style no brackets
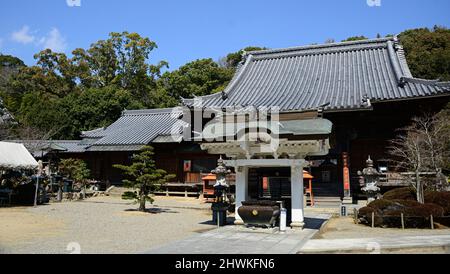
225,159,307,168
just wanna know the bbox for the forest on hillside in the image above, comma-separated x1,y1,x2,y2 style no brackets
0,26,449,140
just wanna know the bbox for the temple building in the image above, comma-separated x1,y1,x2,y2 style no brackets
13,37,450,227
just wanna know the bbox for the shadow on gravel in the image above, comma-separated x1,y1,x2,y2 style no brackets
199,216,235,226
303,217,328,230
77,200,132,206
124,208,179,214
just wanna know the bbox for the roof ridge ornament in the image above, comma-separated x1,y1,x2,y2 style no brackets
387,40,407,87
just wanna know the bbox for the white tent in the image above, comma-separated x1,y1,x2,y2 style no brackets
0,141,38,170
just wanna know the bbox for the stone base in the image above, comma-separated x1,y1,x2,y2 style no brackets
290,222,305,230
234,219,245,225
235,225,280,234
342,197,353,205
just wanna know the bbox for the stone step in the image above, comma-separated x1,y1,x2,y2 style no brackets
311,196,343,208
106,186,129,197
314,197,342,202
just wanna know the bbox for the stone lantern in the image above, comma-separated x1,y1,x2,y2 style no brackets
211,156,231,226
358,156,381,204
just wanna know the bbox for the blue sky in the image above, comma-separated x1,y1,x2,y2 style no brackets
1,0,449,70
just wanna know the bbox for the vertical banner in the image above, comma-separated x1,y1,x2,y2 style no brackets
262,177,269,191
183,160,192,172
342,152,351,197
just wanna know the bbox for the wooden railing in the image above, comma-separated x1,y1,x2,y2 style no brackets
377,172,440,187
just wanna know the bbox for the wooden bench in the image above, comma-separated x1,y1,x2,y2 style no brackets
154,183,202,198
0,189,13,207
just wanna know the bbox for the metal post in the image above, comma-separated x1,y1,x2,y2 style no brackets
371,212,375,228
217,211,220,229
401,213,405,230
431,215,434,230
33,176,39,207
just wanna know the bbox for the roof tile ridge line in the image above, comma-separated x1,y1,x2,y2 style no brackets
392,35,449,87
246,37,394,56
182,54,255,104
219,54,254,100
123,108,179,115
403,77,450,86
251,42,388,61
392,35,413,78
386,40,406,87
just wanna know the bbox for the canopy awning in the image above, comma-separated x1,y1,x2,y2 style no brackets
201,118,332,141
0,141,38,170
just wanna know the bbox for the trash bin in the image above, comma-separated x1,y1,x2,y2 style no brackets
63,180,73,193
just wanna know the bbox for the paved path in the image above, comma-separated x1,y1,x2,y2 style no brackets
300,235,450,253
146,214,331,254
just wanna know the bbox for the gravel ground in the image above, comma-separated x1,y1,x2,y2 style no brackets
0,196,214,254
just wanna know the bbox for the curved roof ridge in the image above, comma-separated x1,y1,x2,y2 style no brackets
81,127,106,137
403,77,450,86
123,108,182,116
182,37,450,111
246,37,393,56
393,36,413,78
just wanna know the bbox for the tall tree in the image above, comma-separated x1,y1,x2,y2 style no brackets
159,58,234,99
72,31,167,104
389,114,450,203
342,36,368,42
399,26,450,81
220,46,267,68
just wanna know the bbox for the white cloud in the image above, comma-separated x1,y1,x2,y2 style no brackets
38,28,67,53
11,25,35,44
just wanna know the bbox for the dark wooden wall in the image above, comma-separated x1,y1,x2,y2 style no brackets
55,96,449,192
323,96,450,195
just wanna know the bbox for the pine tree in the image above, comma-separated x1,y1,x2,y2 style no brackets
113,146,175,211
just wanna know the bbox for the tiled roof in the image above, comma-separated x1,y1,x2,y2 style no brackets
183,37,450,112
87,108,183,151
80,127,106,139
9,140,88,157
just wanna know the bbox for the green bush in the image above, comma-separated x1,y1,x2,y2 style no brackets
358,199,446,228
383,187,417,201
391,199,422,208
403,203,444,217
358,206,375,216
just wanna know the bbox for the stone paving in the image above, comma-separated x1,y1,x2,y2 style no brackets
146,213,331,254
299,235,450,254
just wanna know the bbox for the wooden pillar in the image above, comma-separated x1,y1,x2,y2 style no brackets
234,166,248,225
291,165,305,229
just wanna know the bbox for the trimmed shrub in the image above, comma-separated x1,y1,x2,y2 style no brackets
403,203,444,217
391,199,422,208
358,206,383,226
358,206,376,216
358,199,446,228
425,192,450,215
367,199,406,215
367,199,399,210
383,187,416,201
